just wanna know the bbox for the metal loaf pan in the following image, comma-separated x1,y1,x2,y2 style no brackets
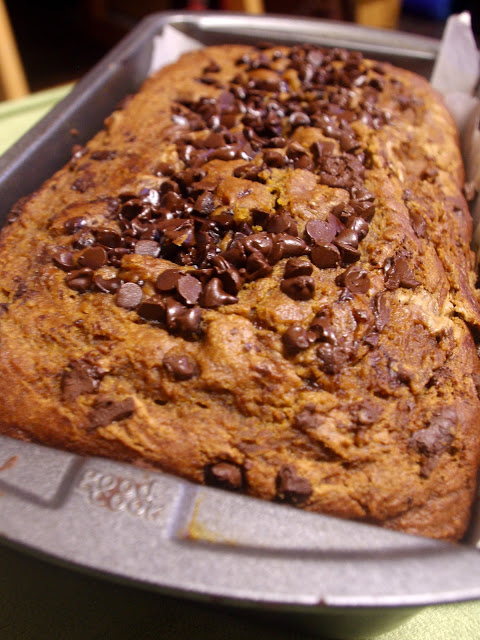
0,12,479,640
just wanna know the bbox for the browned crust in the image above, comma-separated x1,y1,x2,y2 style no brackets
0,44,479,541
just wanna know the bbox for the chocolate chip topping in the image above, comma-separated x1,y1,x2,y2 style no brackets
116,282,143,309
204,462,244,492
51,44,398,341
336,265,370,293
163,353,198,380
77,246,108,270
275,464,312,505
280,275,315,300
283,323,314,352
52,249,75,271
89,396,136,430
61,360,101,402
384,254,419,290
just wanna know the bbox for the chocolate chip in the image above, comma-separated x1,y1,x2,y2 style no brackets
310,243,341,269
173,306,203,339
280,275,315,300
284,257,313,278
155,269,181,292
384,255,419,290
268,234,307,263
89,396,135,430
282,323,313,352
289,112,311,128
64,216,87,235
263,150,286,168
137,296,166,322
77,246,108,270
316,342,343,374
95,228,123,248
409,407,456,477
90,150,117,161
177,273,202,305
205,462,244,492
346,216,369,240
246,251,273,280
93,275,121,294
116,282,143,309
52,249,75,271
309,315,337,344
334,228,360,263
304,219,337,245
61,360,100,402
163,353,198,380
409,211,426,238
201,278,238,307
135,240,160,257
65,268,93,293
266,212,298,236
336,265,370,293
275,465,312,505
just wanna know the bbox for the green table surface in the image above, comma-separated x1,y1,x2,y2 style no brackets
0,88,479,640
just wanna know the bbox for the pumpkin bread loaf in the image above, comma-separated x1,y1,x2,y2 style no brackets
0,43,479,540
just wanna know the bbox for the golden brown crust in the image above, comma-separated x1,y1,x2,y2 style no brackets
0,44,479,540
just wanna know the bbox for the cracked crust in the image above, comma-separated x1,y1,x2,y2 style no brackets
0,44,479,540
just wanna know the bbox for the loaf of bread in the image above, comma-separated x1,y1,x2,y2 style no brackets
1,43,479,540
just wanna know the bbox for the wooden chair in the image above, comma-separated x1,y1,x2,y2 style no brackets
0,0,29,100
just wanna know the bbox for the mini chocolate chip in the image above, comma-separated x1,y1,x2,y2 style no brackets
89,396,135,430
316,342,343,374
409,211,426,238
65,268,93,293
310,243,341,269
135,239,160,257
163,354,198,380
137,296,166,322
284,257,313,278
336,265,370,293
93,275,122,294
334,228,360,263
246,251,273,280
289,112,311,128
269,234,307,263
282,323,313,352
266,212,298,236
346,216,369,240
263,150,286,168
384,255,419,290
95,228,122,248
64,216,87,235
309,315,337,344
205,462,244,492
201,278,238,307
77,246,108,270
52,249,75,271
280,275,315,300
155,269,181,292
173,306,203,338
177,274,202,305
194,191,215,215
276,465,312,505
304,219,337,245
61,360,100,402
116,282,143,309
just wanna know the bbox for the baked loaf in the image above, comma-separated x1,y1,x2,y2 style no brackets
1,43,479,541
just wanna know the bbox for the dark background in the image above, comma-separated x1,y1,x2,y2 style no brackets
5,0,480,94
